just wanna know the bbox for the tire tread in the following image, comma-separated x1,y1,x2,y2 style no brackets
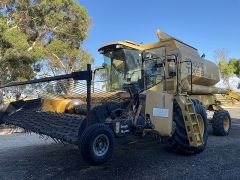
212,110,231,136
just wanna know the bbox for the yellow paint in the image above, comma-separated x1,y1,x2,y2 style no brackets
145,91,173,136
228,90,240,101
42,99,71,113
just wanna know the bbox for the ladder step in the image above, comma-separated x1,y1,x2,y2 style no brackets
194,132,201,136
176,96,204,147
185,105,195,113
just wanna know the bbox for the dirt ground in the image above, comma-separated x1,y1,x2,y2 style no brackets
0,108,240,180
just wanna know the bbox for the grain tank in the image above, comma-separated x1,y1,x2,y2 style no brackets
143,31,228,95
175,40,227,95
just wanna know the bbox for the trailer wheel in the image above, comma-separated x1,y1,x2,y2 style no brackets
212,110,231,136
80,123,115,165
169,99,208,154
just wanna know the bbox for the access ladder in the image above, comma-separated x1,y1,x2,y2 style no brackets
176,95,204,147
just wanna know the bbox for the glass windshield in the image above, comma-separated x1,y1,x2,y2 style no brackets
143,46,166,88
103,48,142,91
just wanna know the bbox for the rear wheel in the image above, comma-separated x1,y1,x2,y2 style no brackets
80,123,115,165
168,99,208,154
212,110,231,136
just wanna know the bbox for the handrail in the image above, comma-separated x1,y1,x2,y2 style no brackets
0,65,92,88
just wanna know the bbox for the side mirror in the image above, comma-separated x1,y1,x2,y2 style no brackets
143,52,152,60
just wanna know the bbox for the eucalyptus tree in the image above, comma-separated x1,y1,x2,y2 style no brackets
0,0,93,97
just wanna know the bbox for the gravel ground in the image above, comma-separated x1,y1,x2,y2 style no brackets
0,108,240,180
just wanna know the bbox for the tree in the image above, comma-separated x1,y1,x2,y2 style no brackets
15,0,93,94
14,0,93,72
0,13,40,100
214,49,236,89
229,58,240,89
229,58,240,78
0,0,93,98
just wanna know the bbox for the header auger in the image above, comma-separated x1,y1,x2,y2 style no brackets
0,30,239,165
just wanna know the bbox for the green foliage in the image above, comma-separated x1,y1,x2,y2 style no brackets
229,58,240,89
216,49,240,89
0,0,92,87
0,27,36,83
229,58,240,78
216,49,231,89
15,0,93,75
3,28,29,50
215,49,240,89
219,59,236,77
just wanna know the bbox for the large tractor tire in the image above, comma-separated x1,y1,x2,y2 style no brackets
80,123,115,165
169,99,208,154
212,110,231,136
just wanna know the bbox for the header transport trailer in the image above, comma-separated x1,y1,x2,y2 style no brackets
0,30,239,165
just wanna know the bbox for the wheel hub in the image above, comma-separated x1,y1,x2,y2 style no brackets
93,134,109,157
223,117,230,132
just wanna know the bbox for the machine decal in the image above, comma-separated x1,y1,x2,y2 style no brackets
153,108,169,118
185,58,205,77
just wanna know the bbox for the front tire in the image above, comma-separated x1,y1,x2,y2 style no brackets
169,99,208,154
80,123,115,165
212,110,231,136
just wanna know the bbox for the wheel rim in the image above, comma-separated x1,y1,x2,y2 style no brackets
197,114,204,138
93,134,109,157
223,117,230,132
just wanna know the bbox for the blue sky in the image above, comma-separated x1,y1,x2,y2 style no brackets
79,0,240,68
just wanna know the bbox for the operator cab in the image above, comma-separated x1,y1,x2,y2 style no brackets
98,41,177,93
98,43,143,92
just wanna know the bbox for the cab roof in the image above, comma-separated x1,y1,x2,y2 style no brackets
98,37,197,53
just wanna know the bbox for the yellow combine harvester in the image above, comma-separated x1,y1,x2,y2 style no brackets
0,30,239,165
